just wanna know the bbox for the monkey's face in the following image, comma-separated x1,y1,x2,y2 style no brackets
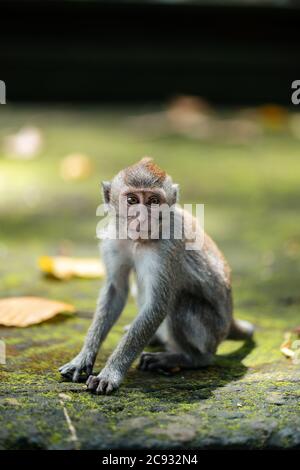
101,158,179,242
120,188,166,241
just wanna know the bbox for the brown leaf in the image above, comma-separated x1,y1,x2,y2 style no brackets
38,256,105,280
0,297,75,327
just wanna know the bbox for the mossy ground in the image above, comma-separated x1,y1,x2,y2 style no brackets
0,105,300,449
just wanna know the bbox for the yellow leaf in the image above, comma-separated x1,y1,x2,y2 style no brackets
38,256,105,280
0,297,75,327
280,331,300,360
280,346,295,359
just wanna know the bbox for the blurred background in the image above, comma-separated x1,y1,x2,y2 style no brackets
1,0,300,371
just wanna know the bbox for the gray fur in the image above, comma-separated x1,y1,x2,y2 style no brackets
60,159,254,394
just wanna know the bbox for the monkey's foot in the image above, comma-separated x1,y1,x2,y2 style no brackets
86,368,122,395
59,354,94,382
138,352,186,374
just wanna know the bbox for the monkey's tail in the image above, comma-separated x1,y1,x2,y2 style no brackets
227,318,254,340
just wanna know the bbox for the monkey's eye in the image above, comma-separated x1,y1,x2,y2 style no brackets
127,194,139,205
148,195,160,205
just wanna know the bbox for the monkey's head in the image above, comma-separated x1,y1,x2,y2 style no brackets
101,157,179,241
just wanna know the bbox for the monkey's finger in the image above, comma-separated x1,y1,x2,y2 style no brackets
137,360,145,371
96,379,117,395
138,352,154,370
105,382,116,394
96,379,108,394
138,359,149,371
86,375,99,391
59,365,75,378
138,354,158,371
72,369,81,382
140,352,159,359
86,375,94,386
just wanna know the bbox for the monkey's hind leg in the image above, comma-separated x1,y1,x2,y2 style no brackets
138,294,218,373
138,350,213,373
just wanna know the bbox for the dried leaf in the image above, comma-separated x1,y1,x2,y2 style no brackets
0,297,75,327
280,346,295,359
280,332,292,358
38,256,105,280
280,331,300,363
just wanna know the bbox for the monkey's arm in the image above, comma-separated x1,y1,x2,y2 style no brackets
59,242,131,382
87,278,172,394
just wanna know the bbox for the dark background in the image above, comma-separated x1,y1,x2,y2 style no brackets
1,0,300,105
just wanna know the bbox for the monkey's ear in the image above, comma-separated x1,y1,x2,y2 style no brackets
172,184,179,204
101,181,111,204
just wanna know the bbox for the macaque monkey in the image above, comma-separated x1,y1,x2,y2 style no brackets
60,157,254,394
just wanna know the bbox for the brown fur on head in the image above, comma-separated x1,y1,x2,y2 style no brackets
102,157,179,208
124,157,166,188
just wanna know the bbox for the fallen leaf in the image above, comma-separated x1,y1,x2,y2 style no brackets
280,346,295,359
38,256,105,280
280,331,300,364
280,332,293,358
60,153,92,181
0,297,75,327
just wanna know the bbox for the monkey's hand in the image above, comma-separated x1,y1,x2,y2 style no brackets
59,352,94,382
86,367,123,395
